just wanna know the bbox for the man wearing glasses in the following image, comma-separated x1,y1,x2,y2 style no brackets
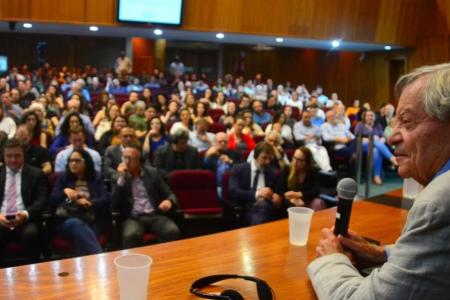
111,144,180,248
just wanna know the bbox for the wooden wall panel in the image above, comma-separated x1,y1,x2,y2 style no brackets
222,46,388,108
86,0,116,25
0,0,432,46
181,0,424,46
132,37,154,76
29,0,86,23
0,0,30,20
0,32,125,70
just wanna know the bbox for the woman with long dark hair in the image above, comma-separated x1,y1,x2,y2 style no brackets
50,149,108,256
280,147,326,211
193,101,213,125
143,116,168,162
49,112,93,156
20,110,47,148
94,103,120,141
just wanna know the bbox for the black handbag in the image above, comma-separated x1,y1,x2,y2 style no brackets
55,200,95,224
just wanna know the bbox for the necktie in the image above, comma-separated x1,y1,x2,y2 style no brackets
5,172,17,214
252,170,260,190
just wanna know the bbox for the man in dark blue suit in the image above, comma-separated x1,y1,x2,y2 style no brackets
0,138,48,262
229,142,282,225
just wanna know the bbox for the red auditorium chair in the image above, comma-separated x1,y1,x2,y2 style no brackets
169,170,223,216
113,93,129,106
208,109,224,122
253,135,265,144
209,122,227,134
169,170,226,236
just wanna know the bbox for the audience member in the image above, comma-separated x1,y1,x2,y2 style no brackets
142,116,169,163
293,111,332,172
153,128,202,179
280,147,326,211
115,51,132,79
55,99,95,137
0,138,48,262
15,125,52,175
227,114,256,152
247,131,289,170
20,110,47,148
111,145,180,248
54,127,101,173
229,142,283,225
103,126,137,181
0,105,17,138
169,108,193,135
1,91,23,122
252,100,273,127
189,118,215,152
50,149,107,256
128,100,148,138
354,110,397,185
321,110,355,162
204,132,241,195
50,112,93,156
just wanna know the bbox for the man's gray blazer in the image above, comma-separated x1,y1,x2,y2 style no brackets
307,170,450,299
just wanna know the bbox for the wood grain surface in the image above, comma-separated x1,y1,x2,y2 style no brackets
0,200,408,300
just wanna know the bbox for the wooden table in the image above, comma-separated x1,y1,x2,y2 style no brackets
0,200,408,300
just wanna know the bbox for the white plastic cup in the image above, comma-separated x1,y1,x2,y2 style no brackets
287,207,314,246
114,254,153,300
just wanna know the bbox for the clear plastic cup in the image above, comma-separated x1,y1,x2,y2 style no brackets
114,254,153,300
287,207,314,246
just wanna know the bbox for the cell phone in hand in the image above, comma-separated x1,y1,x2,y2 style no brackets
6,214,16,220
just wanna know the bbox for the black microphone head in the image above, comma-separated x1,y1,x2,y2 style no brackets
337,178,357,200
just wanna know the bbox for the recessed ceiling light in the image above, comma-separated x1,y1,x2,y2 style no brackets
331,39,341,48
216,33,224,39
23,23,32,29
275,37,284,43
384,45,392,51
89,26,99,32
154,29,163,36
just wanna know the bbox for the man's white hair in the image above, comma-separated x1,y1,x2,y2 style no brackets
395,63,450,122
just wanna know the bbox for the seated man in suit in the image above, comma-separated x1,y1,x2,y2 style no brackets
0,138,48,262
229,142,282,225
203,132,241,197
103,126,138,181
153,128,202,179
111,144,180,248
308,63,450,299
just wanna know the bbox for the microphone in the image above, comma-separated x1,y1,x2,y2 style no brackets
334,178,357,237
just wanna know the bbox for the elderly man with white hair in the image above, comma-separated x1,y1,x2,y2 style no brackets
66,79,91,103
308,63,450,299
246,131,289,170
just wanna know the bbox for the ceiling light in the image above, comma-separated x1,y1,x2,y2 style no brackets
216,33,224,39
331,39,340,48
275,37,284,43
23,23,32,29
384,45,392,51
89,26,99,32
154,29,163,36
